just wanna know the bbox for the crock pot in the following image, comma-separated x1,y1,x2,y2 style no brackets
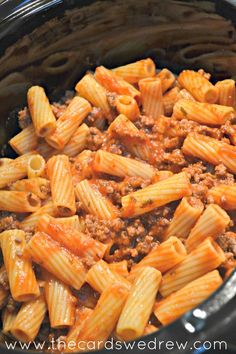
0,0,236,353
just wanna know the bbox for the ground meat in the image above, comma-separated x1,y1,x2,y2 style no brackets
84,204,172,266
106,92,118,109
135,115,155,131
86,107,105,128
87,127,106,151
0,213,20,233
214,164,235,185
51,102,67,119
18,107,31,129
217,232,236,257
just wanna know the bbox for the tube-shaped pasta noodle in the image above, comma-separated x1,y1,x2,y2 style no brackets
173,99,234,125
11,294,47,342
75,179,120,220
93,150,156,179
115,95,140,121
109,261,129,278
178,70,219,103
77,283,129,350
75,73,114,120
164,197,204,240
21,200,58,229
27,154,45,178
86,260,131,293
0,287,8,309
0,152,36,188
27,86,56,137
70,150,95,184
139,77,164,119
215,79,235,106
108,114,152,162
116,267,162,341
10,177,50,200
62,123,90,157
0,158,13,167
157,68,175,93
218,144,236,174
37,214,107,261
154,270,222,325
46,97,91,150
121,172,192,217
182,133,223,165
177,88,196,101
26,232,86,290
2,309,17,334
208,184,236,210
44,273,76,328
0,230,40,302
66,307,93,349
160,237,225,297
54,215,80,229
9,124,38,155
112,58,156,84
95,66,141,102
128,236,186,282
186,204,230,252
163,87,180,116
0,191,41,213
47,155,76,216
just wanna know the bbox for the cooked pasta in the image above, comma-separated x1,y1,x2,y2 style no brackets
47,155,76,216
27,86,56,137
178,70,219,103
44,272,76,328
116,267,162,340
154,270,223,325
0,58,235,350
160,237,225,297
27,154,46,178
26,232,86,290
46,97,91,150
186,204,230,251
76,283,128,350
121,172,192,217
11,294,47,342
0,230,40,302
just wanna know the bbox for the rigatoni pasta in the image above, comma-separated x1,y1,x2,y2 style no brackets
0,230,40,302
164,197,204,240
1,58,236,348
116,267,161,340
121,172,192,217
26,231,86,290
178,70,219,103
11,294,47,342
186,204,230,251
27,86,56,137
44,272,76,328
160,237,225,297
47,155,76,216
154,270,222,325
46,97,91,150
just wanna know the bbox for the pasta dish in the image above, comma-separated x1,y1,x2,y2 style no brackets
0,58,235,350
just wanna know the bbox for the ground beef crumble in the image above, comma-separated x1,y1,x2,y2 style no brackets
0,213,20,233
